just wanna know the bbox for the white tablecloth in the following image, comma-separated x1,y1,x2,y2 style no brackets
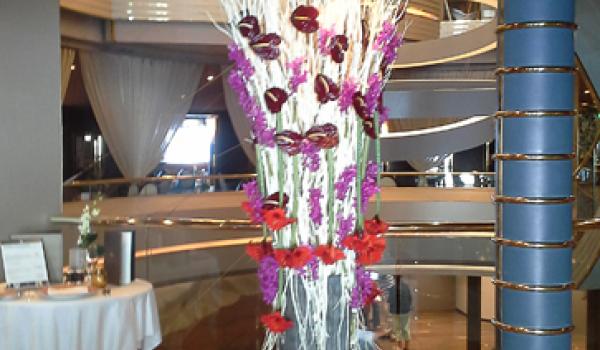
0,279,161,350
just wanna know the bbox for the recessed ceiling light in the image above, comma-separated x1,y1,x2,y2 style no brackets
70,64,76,71
585,90,591,94
207,75,215,81
128,16,134,21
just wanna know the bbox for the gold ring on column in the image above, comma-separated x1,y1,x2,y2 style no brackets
493,237,575,248
492,279,575,292
491,319,574,336
494,154,575,161
496,66,576,75
495,110,578,118
497,22,578,32
493,195,575,204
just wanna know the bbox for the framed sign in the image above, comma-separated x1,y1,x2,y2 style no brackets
0,241,49,288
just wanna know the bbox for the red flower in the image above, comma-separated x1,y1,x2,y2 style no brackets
263,208,296,231
315,74,340,104
330,35,349,63
241,201,254,217
314,245,345,265
238,15,260,39
250,33,282,60
365,283,382,306
275,130,304,156
364,216,389,235
305,123,339,149
291,6,319,33
246,241,273,262
265,87,289,113
355,234,386,265
261,311,293,333
274,246,313,269
352,92,370,120
362,117,377,139
343,232,386,265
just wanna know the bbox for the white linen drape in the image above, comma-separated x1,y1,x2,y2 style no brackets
60,47,76,102
80,51,203,178
222,67,257,164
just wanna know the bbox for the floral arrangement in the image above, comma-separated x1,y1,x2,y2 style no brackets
77,202,100,249
217,0,406,348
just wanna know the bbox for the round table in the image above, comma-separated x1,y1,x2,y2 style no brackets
0,279,161,350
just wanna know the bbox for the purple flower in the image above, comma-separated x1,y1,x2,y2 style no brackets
243,180,264,223
287,57,308,93
335,165,357,200
337,213,355,242
339,79,358,112
351,266,373,308
365,74,383,117
318,27,335,55
227,70,275,147
300,256,319,280
228,44,254,79
360,162,380,213
300,140,321,172
258,255,279,304
374,21,404,66
309,188,323,225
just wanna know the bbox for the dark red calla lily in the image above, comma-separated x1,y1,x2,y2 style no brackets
305,123,339,149
330,35,349,63
352,92,370,120
262,192,290,210
315,74,340,103
363,117,377,139
291,5,319,33
275,130,304,156
264,87,289,113
250,33,282,60
238,15,260,39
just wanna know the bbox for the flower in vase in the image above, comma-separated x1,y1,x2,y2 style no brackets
246,241,274,263
330,35,349,63
314,245,346,265
287,57,308,93
339,79,358,112
262,192,290,210
364,216,389,235
250,33,282,60
274,246,313,269
238,15,261,39
264,87,289,113
305,123,339,149
261,311,294,333
276,130,304,156
308,188,323,225
352,92,370,120
315,74,340,103
342,231,386,266
291,5,320,33
263,208,296,231
258,255,279,304
318,26,335,55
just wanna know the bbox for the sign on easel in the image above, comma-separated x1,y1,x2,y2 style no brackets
1,241,49,288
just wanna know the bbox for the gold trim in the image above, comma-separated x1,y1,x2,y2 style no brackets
495,110,577,118
491,319,574,336
494,238,574,249
492,279,575,292
497,22,578,32
494,195,575,204
494,154,575,161
496,67,576,75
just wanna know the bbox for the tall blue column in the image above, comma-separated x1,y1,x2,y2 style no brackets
495,1,576,349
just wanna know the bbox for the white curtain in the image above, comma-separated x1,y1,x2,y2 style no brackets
61,47,76,102
80,51,203,178
222,67,257,164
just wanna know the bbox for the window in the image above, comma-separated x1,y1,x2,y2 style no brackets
162,115,217,165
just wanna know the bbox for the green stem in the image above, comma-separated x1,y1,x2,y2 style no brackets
276,269,284,310
356,124,364,230
291,156,299,247
374,112,382,215
256,146,268,240
327,149,335,244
